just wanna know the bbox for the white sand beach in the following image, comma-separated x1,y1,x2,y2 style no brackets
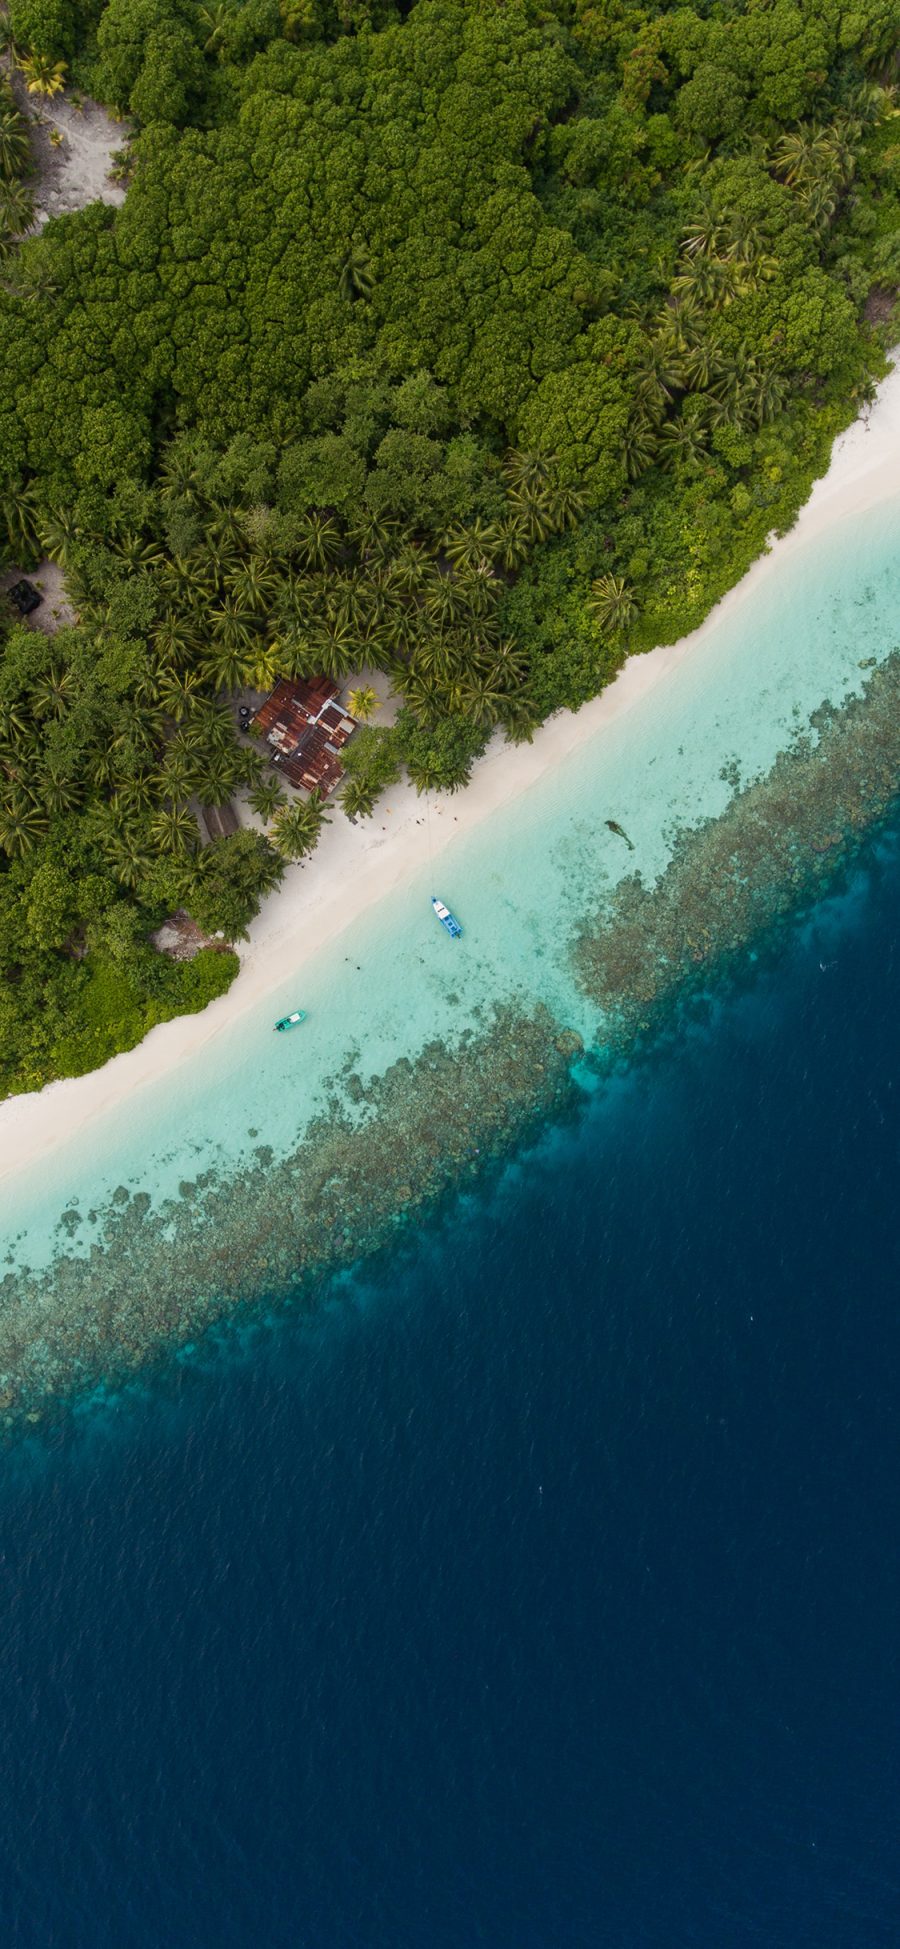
2,357,899,1186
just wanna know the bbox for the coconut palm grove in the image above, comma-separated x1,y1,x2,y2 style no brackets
0,0,897,1091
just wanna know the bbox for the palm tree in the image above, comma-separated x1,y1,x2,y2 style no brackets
110,776,156,819
457,675,504,729
506,484,558,546
18,52,66,96
208,596,258,653
198,1,234,56
586,574,638,634
248,776,286,821
0,695,31,743
40,507,82,567
408,633,456,685
243,642,280,692
672,254,746,310
802,181,838,233
293,511,344,571
400,669,442,723
313,616,358,680
659,417,709,468
225,558,281,611
339,242,375,302
682,206,723,258
423,576,462,630
105,825,155,890
32,665,72,720
479,637,528,690
772,123,834,190
347,684,378,722
341,774,377,820
749,369,786,427
346,509,398,560
708,347,759,425
0,177,33,234
718,209,772,271
456,568,500,627
159,445,206,506
41,767,82,815
2,478,41,560
622,415,658,482
152,614,203,671
157,669,204,722
681,338,722,392
269,795,330,860
205,505,247,553
502,450,552,493
202,640,250,695
110,530,164,572
0,793,47,857
387,542,429,594
195,750,240,808
501,698,539,745
150,804,199,855
494,516,531,570
157,749,196,804
90,745,116,790
544,479,586,533
159,553,218,608
0,105,30,181
441,521,501,572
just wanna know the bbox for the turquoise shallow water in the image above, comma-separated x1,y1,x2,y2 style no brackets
4,492,900,1276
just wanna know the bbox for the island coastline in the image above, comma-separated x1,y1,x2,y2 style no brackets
1,352,898,1189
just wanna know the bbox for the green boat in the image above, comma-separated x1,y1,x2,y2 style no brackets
274,1009,307,1032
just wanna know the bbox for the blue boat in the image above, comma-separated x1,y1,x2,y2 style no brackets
431,896,462,938
274,1008,307,1032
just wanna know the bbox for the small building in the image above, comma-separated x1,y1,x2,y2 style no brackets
252,677,357,797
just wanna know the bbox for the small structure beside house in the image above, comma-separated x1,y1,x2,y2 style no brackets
252,677,357,796
198,800,239,844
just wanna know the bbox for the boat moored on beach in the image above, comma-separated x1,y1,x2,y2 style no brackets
274,1009,307,1032
431,896,462,939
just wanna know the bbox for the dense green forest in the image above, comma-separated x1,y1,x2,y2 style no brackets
0,0,897,1093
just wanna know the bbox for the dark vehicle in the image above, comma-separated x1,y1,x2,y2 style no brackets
8,579,41,616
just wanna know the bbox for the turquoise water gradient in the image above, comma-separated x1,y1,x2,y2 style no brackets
4,493,900,1272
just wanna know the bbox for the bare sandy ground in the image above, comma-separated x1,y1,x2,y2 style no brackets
1,559,75,631
1,356,898,1182
7,70,128,227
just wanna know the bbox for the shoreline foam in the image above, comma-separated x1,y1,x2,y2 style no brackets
2,354,899,1185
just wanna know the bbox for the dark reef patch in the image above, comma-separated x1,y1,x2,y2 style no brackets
0,1009,584,1427
573,652,900,1051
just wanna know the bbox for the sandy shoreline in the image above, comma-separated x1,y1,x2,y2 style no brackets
2,358,899,1185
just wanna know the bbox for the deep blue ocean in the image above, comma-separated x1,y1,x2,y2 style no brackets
3,832,900,1947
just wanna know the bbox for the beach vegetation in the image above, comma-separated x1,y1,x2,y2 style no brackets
269,796,330,861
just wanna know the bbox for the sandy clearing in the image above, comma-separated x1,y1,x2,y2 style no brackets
8,70,128,226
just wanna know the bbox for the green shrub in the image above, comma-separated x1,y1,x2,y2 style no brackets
8,0,77,61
